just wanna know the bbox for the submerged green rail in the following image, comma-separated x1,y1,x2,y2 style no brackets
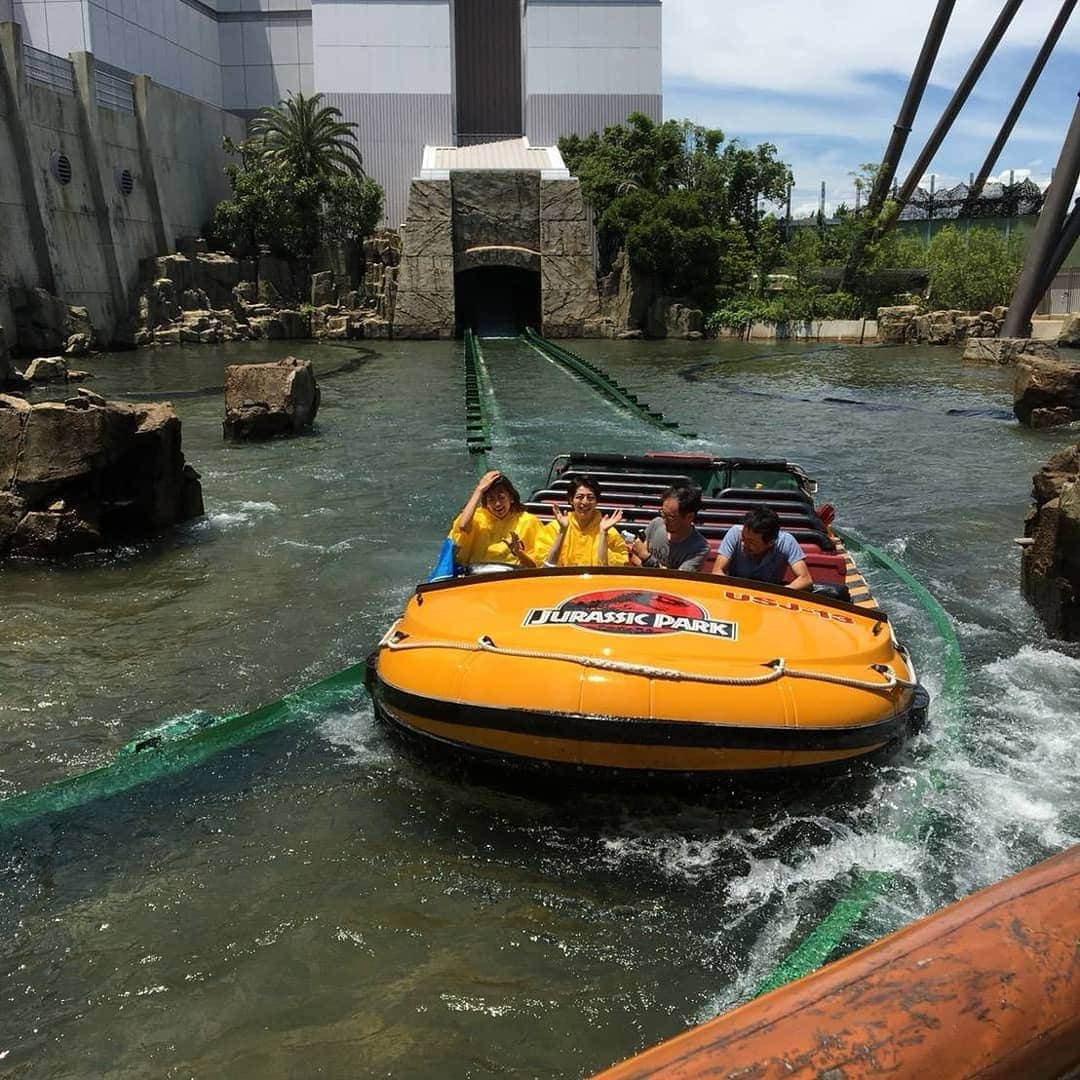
752,531,965,995
464,328,493,454
522,328,696,439
0,662,368,834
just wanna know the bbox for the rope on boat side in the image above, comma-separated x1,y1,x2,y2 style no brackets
382,635,916,693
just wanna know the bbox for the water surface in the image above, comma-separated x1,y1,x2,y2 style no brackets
1,336,1077,1077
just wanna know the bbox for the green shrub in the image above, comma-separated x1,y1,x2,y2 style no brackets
925,225,1024,311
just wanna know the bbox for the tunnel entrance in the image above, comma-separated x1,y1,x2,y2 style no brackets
455,267,541,337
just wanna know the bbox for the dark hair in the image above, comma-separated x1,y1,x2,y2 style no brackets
484,473,523,511
743,506,780,542
662,485,702,517
566,473,602,501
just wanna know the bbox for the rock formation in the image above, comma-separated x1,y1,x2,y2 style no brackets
131,242,399,346
223,357,320,440
1058,313,1080,349
0,323,15,387
877,306,1006,347
0,392,203,560
1021,444,1080,641
1013,353,1080,428
964,337,1059,366
10,288,98,357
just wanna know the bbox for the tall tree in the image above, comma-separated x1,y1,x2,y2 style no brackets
248,92,365,179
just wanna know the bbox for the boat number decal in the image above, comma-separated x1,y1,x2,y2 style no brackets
522,589,738,640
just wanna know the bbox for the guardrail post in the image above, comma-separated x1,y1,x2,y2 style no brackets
71,50,128,337
131,74,171,255
0,21,57,295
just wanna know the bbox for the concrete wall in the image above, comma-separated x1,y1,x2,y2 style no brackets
0,21,244,343
524,0,661,144
145,75,245,241
314,0,453,228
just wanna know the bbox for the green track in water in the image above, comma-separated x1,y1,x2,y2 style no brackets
0,662,368,834
522,328,697,438
464,329,494,454
752,530,966,995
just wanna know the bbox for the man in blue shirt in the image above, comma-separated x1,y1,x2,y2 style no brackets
711,506,813,590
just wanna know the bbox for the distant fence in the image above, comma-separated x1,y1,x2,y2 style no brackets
1038,269,1080,317
24,43,74,96
94,67,135,113
898,178,1044,221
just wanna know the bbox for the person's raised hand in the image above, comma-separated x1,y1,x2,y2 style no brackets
476,469,502,495
549,502,570,529
505,531,525,559
600,507,624,530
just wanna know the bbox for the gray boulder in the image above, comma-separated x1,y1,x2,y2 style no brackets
0,395,203,559
11,288,98,355
1022,446,1080,641
311,271,337,307
223,357,320,440
0,323,15,387
1013,354,1080,427
23,356,69,382
876,305,920,345
1058,313,1080,349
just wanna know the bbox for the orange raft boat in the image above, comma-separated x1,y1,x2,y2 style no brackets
368,567,928,776
368,453,929,776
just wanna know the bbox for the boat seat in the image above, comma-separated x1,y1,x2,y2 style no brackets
527,506,836,552
551,471,695,488
525,500,826,535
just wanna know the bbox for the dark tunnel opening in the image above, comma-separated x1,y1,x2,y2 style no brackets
455,267,541,337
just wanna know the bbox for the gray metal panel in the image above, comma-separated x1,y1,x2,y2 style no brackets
321,92,453,226
525,93,661,145
453,0,523,139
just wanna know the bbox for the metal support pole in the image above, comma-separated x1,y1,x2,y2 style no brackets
1001,93,1080,337
1037,197,1080,302
896,0,1023,208
970,0,1077,200
865,0,957,219
840,0,956,291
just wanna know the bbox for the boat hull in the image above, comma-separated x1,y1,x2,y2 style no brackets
369,568,928,776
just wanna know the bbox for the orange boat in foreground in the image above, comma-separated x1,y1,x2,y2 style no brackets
368,454,929,777
595,844,1080,1079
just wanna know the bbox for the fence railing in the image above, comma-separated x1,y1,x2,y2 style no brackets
24,43,74,96
1037,269,1080,317
95,67,135,113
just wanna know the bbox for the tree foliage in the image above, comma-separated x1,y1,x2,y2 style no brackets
248,92,364,179
559,113,792,303
925,225,1024,311
210,94,382,259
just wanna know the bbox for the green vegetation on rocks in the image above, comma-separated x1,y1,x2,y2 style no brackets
211,92,383,260
559,113,791,305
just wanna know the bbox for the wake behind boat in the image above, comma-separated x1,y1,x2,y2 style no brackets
367,453,929,777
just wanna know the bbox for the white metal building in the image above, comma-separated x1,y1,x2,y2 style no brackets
3,0,661,225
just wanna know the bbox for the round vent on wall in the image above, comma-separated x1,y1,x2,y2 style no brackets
49,151,72,185
115,167,135,196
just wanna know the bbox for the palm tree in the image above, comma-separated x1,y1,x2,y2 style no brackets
248,92,364,180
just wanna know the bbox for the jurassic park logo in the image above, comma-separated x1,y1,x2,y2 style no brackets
522,589,738,640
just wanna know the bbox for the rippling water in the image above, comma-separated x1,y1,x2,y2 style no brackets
1,337,1078,1077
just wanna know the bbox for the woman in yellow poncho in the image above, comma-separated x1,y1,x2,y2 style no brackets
538,474,629,567
448,469,544,569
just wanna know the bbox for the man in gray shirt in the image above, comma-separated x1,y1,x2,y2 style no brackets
629,485,710,572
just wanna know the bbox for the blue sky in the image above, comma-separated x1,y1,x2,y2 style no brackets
662,0,1080,217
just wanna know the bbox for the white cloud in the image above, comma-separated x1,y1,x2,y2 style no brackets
664,0,1080,96
661,0,1080,213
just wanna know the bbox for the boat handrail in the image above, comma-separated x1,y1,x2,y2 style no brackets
381,634,917,693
